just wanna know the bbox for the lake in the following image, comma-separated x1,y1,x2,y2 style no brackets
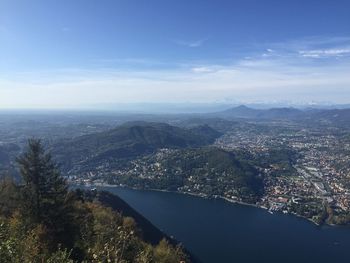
96,186,350,263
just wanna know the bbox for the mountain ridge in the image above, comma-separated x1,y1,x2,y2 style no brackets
52,121,222,173
210,105,350,124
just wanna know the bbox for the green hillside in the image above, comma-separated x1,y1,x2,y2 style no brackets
115,147,264,202
52,122,221,172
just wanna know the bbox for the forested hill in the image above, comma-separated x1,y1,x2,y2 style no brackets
52,121,222,172
113,147,264,202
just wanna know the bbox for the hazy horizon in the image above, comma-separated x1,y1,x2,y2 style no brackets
1,102,350,116
1,0,350,109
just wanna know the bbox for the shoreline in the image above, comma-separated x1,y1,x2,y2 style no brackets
74,182,323,226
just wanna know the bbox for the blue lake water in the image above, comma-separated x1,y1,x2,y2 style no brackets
96,186,350,263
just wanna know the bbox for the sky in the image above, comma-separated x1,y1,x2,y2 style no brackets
0,0,350,109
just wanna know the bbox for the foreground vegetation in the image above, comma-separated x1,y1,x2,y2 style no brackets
0,139,189,263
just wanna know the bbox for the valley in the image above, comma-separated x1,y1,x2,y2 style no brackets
1,106,348,226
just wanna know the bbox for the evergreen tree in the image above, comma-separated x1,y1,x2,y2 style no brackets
16,139,72,248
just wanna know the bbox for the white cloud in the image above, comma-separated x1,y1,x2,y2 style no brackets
299,48,350,58
1,54,350,108
1,36,350,108
191,67,215,73
173,38,208,48
252,36,350,60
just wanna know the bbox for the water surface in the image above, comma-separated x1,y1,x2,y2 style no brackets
96,187,350,263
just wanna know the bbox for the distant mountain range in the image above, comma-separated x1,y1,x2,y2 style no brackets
86,102,350,114
211,105,350,124
310,108,350,125
211,105,307,119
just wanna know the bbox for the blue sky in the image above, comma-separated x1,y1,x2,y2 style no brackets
1,0,350,108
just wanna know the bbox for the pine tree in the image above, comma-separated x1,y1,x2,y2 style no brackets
16,139,72,248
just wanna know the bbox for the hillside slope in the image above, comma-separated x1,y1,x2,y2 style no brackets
52,122,221,173
112,147,264,202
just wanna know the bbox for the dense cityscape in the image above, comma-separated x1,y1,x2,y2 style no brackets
216,121,350,224
58,114,350,226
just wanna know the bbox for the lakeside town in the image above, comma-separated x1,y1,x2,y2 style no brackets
66,119,350,225
215,121,350,224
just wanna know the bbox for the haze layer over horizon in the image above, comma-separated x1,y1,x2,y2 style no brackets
1,0,350,109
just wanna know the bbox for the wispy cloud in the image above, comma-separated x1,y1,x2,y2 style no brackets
1,36,350,108
191,66,216,73
299,48,350,58
267,36,350,51
260,36,350,59
173,38,208,48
